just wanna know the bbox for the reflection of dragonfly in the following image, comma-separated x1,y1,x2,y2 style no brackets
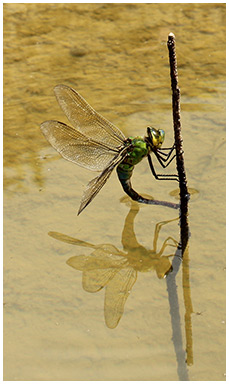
49,200,178,328
41,85,179,214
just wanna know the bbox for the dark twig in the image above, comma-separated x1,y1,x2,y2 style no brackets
166,33,193,370
167,33,190,253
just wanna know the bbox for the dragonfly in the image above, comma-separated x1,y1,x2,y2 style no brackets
40,85,179,215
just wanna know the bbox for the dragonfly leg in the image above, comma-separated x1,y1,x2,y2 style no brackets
148,155,179,182
156,147,184,169
152,217,179,252
157,145,184,167
157,144,176,162
156,153,176,168
157,236,179,257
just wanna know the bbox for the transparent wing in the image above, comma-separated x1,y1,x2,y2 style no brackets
48,232,125,256
66,255,89,271
82,252,127,293
83,269,117,293
54,84,126,146
78,148,127,214
41,120,121,171
67,250,127,293
48,231,96,248
104,267,137,329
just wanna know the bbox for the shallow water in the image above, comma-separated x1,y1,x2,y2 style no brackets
3,3,225,381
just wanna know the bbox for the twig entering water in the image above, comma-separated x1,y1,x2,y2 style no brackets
167,33,189,253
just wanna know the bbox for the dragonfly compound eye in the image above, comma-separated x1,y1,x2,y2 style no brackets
158,129,165,147
148,127,165,148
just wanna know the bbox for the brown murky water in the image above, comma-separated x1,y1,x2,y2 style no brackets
3,3,225,381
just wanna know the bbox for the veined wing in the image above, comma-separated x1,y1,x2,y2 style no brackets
41,120,122,171
78,146,128,215
67,250,127,293
54,85,126,146
48,231,96,248
105,267,137,329
48,232,126,256
82,251,127,293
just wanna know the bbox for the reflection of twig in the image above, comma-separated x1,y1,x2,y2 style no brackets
182,245,194,366
167,244,194,372
167,33,189,253
166,251,189,381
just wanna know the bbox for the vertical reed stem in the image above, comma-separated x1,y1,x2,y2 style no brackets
167,33,189,253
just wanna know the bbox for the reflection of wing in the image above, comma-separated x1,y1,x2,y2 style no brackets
78,147,128,214
66,255,88,271
48,231,96,248
83,268,118,293
54,85,126,146
67,249,128,293
41,120,121,171
49,231,126,256
82,251,127,292
104,268,137,329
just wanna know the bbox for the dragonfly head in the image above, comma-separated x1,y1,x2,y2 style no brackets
146,127,165,149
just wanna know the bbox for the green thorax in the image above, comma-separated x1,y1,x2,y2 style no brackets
118,136,150,174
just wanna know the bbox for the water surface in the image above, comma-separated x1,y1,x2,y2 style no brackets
4,3,225,381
